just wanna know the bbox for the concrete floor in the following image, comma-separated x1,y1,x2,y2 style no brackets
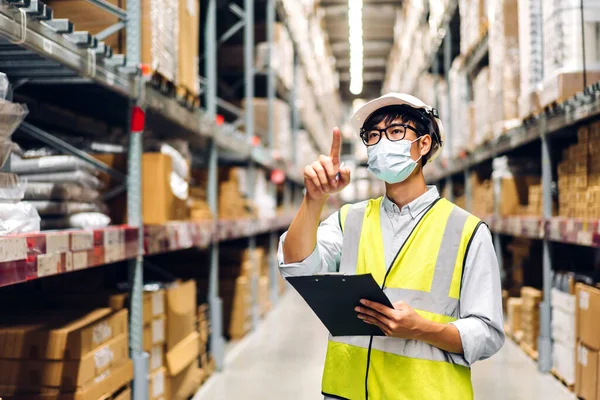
194,290,576,400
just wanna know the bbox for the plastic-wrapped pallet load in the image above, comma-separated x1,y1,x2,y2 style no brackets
449,57,469,158
488,0,521,138
541,0,600,108
472,67,491,149
551,284,576,386
46,0,200,96
517,0,544,118
241,98,291,161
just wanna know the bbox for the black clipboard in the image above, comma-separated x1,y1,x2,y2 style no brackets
287,273,393,336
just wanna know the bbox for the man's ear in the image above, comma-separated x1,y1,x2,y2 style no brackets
420,134,432,156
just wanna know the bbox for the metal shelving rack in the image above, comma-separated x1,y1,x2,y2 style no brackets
418,4,600,375
0,0,337,396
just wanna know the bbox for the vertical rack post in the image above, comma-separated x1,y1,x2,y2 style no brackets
205,0,225,371
125,0,147,397
493,169,504,281
291,51,300,170
266,0,279,306
539,117,552,372
442,31,456,204
244,0,260,330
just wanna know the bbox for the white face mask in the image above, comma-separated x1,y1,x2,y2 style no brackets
367,137,422,184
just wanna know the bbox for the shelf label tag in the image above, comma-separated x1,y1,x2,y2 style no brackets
72,232,94,251
37,253,61,277
43,38,53,54
46,233,70,254
580,291,590,310
567,219,575,232
73,251,88,270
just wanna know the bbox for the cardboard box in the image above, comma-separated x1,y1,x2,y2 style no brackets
0,309,128,360
165,280,197,351
113,387,132,400
142,153,189,225
507,297,523,334
166,331,200,377
0,333,128,389
177,0,200,95
577,283,600,350
148,367,167,400
144,289,166,326
143,317,166,353
0,359,133,400
167,362,203,400
576,342,599,400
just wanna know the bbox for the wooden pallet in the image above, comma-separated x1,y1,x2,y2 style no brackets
520,341,539,361
551,368,575,393
176,85,200,109
151,72,175,95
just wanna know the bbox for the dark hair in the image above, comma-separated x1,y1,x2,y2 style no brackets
362,105,433,165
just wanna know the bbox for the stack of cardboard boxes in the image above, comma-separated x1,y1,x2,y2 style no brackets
488,0,521,138
458,0,488,56
0,308,132,399
552,287,577,386
521,286,542,353
517,0,544,118
506,297,523,340
197,303,214,382
540,0,600,108
526,184,542,217
576,283,600,400
558,123,600,219
218,168,257,220
143,288,167,400
163,281,203,400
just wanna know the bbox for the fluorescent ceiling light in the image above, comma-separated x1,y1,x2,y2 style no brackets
348,0,363,95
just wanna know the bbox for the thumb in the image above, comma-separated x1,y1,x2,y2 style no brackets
339,166,351,186
393,300,406,309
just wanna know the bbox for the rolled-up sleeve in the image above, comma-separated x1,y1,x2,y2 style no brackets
277,210,344,277
450,225,505,365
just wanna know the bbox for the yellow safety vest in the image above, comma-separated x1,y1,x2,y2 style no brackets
322,197,482,400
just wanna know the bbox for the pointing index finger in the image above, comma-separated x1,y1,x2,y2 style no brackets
329,127,341,165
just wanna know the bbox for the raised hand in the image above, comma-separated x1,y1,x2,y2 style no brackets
303,127,351,201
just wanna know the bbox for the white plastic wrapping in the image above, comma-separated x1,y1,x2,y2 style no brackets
169,171,189,201
0,173,27,203
160,144,189,201
160,144,189,179
0,73,7,100
24,182,100,202
10,154,98,174
28,201,104,216
20,170,103,190
41,212,111,230
0,202,41,235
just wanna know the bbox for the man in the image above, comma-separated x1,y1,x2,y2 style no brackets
278,93,505,400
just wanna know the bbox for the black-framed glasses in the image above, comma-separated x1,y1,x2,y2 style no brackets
360,123,421,146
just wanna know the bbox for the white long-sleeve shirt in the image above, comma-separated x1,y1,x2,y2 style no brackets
277,186,505,368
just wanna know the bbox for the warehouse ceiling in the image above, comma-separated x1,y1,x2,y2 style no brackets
320,0,400,101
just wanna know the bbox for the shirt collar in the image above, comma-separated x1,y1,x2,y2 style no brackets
382,186,440,219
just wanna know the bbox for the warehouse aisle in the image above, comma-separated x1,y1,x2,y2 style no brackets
194,290,576,400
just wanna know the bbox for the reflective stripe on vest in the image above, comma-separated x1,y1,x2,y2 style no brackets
322,197,481,400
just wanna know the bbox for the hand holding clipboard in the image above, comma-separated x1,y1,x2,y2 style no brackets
287,273,393,336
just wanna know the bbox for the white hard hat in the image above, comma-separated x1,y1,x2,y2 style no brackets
350,92,445,164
